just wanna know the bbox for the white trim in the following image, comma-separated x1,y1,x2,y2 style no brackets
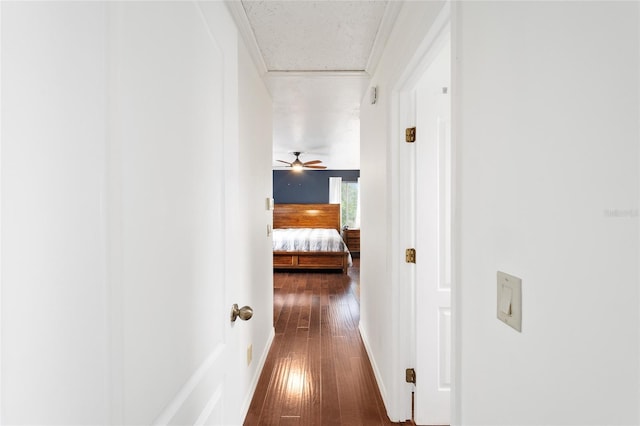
152,344,226,426
266,70,370,79
385,91,404,422
396,2,451,92
225,1,268,76
450,4,462,424
0,2,4,422
239,327,275,423
359,323,390,418
387,2,453,424
385,88,416,422
637,2,640,423
365,1,403,76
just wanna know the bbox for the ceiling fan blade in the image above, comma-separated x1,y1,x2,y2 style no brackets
302,160,323,166
276,159,292,165
304,165,327,169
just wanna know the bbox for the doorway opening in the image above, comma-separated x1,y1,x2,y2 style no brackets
391,5,452,424
413,40,452,426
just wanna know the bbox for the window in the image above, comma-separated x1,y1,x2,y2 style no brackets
341,180,359,229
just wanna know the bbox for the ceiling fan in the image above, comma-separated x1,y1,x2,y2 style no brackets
276,152,327,171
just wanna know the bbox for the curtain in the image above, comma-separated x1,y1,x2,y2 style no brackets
329,177,342,204
354,177,361,228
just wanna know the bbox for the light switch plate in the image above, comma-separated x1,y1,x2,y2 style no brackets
497,271,522,332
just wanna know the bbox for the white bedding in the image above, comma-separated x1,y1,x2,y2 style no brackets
272,228,348,252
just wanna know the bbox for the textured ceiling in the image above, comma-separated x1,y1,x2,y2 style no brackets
235,0,396,170
242,1,388,72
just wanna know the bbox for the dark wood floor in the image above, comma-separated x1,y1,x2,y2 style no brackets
244,260,413,425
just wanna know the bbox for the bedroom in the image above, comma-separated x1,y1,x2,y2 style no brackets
271,169,361,273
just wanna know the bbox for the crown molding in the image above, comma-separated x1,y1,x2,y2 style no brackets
265,71,370,80
225,1,268,76
365,1,403,76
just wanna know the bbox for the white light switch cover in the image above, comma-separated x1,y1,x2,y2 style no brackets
497,271,522,332
499,285,512,315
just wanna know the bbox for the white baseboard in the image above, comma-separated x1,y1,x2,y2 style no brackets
359,323,390,416
240,327,275,423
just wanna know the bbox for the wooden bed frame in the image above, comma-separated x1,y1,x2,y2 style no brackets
273,203,350,274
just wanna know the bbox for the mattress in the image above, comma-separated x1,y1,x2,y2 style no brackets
272,228,348,253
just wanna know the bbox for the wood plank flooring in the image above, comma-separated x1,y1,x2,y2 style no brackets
244,260,413,425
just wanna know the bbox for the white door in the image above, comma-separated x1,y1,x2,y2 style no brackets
110,3,240,424
0,3,243,424
414,43,452,426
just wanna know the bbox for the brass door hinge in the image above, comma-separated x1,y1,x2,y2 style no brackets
405,127,416,143
406,368,416,384
405,248,416,263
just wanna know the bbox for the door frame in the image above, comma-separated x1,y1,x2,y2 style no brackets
413,43,452,425
388,3,459,423
0,2,4,425
0,3,4,420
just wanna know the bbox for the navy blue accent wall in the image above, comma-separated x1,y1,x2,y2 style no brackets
273,170,360,204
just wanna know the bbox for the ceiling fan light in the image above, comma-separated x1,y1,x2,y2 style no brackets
291,158,304,172
276,152,324,172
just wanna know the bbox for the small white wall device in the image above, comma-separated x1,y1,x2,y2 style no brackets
370,86,377,104
497,271,522,332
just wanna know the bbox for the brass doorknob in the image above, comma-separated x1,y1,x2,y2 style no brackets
230,304,253,322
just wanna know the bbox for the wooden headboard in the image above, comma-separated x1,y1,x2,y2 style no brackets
273,204,341,232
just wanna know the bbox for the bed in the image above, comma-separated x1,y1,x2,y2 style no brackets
272,203,351,274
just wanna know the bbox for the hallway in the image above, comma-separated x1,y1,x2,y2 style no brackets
244,261,411,425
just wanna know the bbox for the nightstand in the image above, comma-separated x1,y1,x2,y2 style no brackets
342,228,360,258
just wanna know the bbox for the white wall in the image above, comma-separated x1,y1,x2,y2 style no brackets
454,2,639,424
359,1,445,420
1,3,110,423
235,29,275,421
362,1,640,424
1,2,273,424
